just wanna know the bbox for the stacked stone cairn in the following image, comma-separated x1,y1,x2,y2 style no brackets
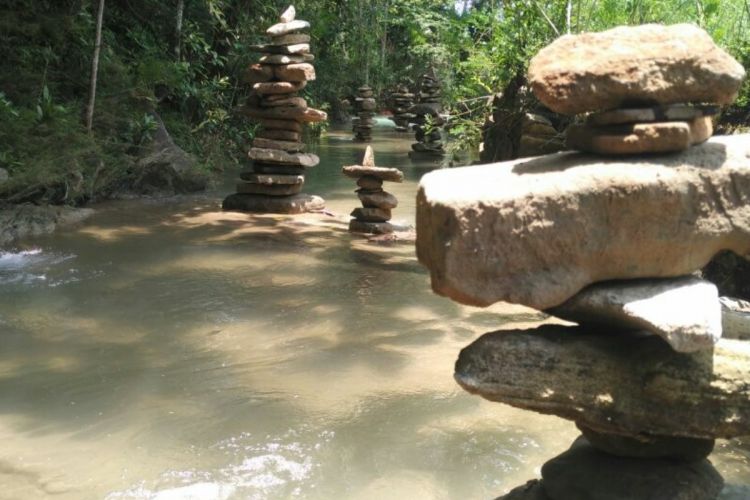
409,71,445,158
353,86,376,142
389,84,416,132
416,24,748,500
342,145,403,234
223,6,327,215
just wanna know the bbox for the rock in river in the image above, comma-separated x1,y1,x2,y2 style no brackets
416,134,750,310
454,324,750,440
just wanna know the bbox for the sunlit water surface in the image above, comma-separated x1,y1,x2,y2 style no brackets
1,124,749,499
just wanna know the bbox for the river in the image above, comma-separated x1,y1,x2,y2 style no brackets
0,124,748,499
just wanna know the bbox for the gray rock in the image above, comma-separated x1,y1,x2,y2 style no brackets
0,167,8,184
454,324,750,439
528,24,746,115
274,63,315,82
241,104,326,123
248,148,319,167
0,204,94,247
239,172,304,185
342,166,404,182
266,20,310,37
258,54,307,65
541,437,724,500
576,423,715,461
721,296,750,340
416,134,750,310
548,277,722,353
257,129,302,142
251,137,306,153
351,207,391,222
222,193,324,214
258,118,303,132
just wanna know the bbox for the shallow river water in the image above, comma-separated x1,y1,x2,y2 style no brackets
1,124,749,499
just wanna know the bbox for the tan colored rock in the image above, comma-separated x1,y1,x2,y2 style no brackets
253,81,307,95
279,5,295,23
223,193,324,214
257,129,302,142
348,220,397,235
343,166,404,183
248,147,319,167
243,63,274,84
455,325,750,439
270,33,310,46
239,172,304,185
721,296,750,340
587,104,720,126
260,96,307,109
548,277,722,353
566,116,713,155
576,424,715,461
251,137,306,153
356,175,383,190
249,43,309,55
351,207,391,222
259,54,306,65
240,105,326,123
236,181,302,196
266,20,310,37
416,134,750,309
529,24,746,115
274,63,316,82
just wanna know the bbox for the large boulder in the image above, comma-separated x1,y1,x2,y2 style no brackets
416,134,750,310
528,24,746,115
0,204,94,247
548,277,722,353
454,325,750,440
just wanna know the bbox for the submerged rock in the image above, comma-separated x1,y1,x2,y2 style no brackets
541,437,724,500
528,24,746,115
455,324,750,440
0,204,94,247
416,134,750,309
548,277,722,353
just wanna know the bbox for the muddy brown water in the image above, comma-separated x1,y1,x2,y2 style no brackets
0,125,748,499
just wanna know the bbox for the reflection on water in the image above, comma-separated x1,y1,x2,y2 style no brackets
0,126,748,499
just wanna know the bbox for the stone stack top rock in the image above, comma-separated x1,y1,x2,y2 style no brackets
528,24,746,115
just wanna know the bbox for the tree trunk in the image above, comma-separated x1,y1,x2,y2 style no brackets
85,0,105,133
175,0,185,61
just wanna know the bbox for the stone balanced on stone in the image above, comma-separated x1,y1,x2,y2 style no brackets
222,5,327,214
353,86,376,142
417,24,747,500
529,24,745,155
409,70,445,159
342,145,403,234
389,83,415,132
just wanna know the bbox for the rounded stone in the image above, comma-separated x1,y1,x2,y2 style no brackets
348,220,396,235
222,193,324,214
356,176,384,190
351,207,391,222
236,181,302,196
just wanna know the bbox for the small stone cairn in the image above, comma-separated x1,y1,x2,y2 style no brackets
353,86,376,142
389,84,415,132
342,145,403,234
223,6,327,215
417,24,748,500
409,71,445,158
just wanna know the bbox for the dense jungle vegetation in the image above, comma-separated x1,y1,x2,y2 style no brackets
1,0,749,205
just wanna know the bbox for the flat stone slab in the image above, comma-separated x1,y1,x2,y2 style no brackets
258,118,302,132
266,20,310,37
342,166,404,182
222,193,324,214
260,96,307,109
252,81,307,95
279,5,295,23
455,324,750,439
248,148,319,167
249,43,309,55
241,104,326,123
239,172,304,185
274,63,316,82
351,207,391,222
236,181,302,196
243,63,274,83
541,438,724,500
566,116,713,155
587,104,720,126
721,296,750,340
548,277,722,353
270,33,310,45
252,137,306,153
257,129,302,142
416,134,750,309
259,54,307,65
528,24,746,115
348,220,397,235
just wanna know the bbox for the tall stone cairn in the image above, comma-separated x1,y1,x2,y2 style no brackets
342,145,403,234
389,83,415,132
223,5,327,215
417,24,748,500
353,85,376,142
409,70,445,158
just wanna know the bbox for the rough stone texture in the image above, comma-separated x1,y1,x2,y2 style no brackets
252,81,307,95
357,175,383,190
528,24,746,115
236,181,302,196
256,129,302,142
251,137,305,153
576,423,714,461
358,190,398,209
348,220,396,235
541,438,724,500
243,63,274,84
0,205,95,247
279,5,295,23
455,324,750,439
258,118,302,132
566,117,713,155
270,33,310,45
260,96,307,109
266,20,310,37
721,296,750,340
416,134,750,309
241,104,325,123
248,148,319,167
249,43,309,55
274,63,316,82
259,54,306,65
548,277,722,353
496,480,550,500
222,193,324,214
252,163,305,175
351,207,391,222
343,166,404,182
239,172,304,185
587,104,720,126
